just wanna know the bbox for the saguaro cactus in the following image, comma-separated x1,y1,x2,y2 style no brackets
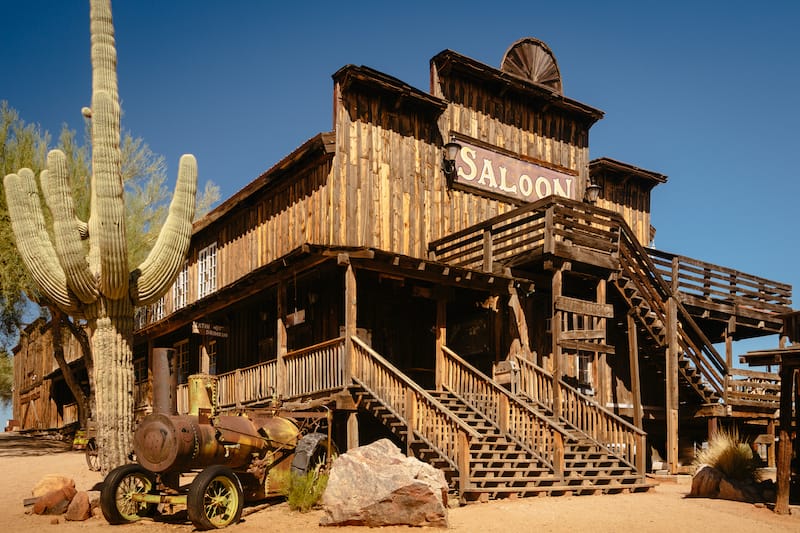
3,0,196,472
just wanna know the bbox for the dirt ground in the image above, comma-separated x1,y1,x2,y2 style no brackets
1,434,799,533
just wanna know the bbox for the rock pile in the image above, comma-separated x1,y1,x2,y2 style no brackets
27,474,95,521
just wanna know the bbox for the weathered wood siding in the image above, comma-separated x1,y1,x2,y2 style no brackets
595,177,653,246
12,320,82,430
327,63,592,258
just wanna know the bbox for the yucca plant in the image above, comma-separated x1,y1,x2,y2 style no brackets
694,429,760,482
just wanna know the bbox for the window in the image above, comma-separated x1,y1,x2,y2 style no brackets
133,357,148,384
198,243,217,298
207,340,217,375
152,296,165,321
173,262,188,309
175,340,189,384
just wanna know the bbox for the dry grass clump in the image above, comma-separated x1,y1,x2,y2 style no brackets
693,429,759,482
272,468,329,513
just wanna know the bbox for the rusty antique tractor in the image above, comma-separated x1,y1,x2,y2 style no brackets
100,349,334,530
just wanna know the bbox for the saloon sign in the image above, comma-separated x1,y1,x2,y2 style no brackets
454,141,576,203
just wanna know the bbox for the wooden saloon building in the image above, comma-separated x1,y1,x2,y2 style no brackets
15,38,792,500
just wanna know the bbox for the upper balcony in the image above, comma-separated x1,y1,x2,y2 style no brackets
428,196,791,339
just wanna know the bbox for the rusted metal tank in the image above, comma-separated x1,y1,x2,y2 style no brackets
133,373,301,473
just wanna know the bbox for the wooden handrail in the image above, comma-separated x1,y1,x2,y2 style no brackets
351,337,479,439
442,345,566,470
512,354,644,470
351,336,478,494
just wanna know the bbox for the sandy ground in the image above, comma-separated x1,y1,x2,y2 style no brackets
1,434,799,533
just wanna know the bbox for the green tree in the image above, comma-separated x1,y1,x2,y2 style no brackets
0,349,13,406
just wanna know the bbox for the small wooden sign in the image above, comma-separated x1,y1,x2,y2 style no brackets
286,309,306,327
192,321,229,338
454,140,577,203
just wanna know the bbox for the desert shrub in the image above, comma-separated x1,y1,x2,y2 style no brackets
273,469,329,513
693,429,759,482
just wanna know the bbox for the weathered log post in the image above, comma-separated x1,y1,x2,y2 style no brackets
3,0,196,473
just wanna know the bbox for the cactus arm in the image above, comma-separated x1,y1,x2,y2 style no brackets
133,154,197,305
3,169,82,315
42,150,99,304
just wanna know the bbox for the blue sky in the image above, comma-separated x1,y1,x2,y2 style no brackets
1,0,798,404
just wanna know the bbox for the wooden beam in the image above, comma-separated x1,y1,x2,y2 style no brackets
435,297,447,390
552,268,563,420
276,282,287,399
344,264,357,381
627,313,643,431
666,297,679,475
347,412,359,451
774,366,794,514
508,284,531,359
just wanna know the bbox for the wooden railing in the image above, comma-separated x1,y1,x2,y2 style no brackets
428,196,620,272
725,368,780,410
217,360,277,409
351,337,478,492
442,346,565,471
512,355,644,471
284,337,346,398
648,248,792,315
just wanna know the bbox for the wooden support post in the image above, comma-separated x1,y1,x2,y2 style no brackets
627,313,643,431
708,417,718,440
344,264,357,381
276,281,287,399
597,279,607,404
457,430,471,496
774,365,794,515
554,431,565,479
498,394,509,434
482,229,493,273
346,412,359,451
552,268,563,420
405,389,416,455
666,297,679,475
507,283,531,360
767,418,776,468
435,297,447,390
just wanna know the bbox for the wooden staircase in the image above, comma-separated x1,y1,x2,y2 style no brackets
350,337,650,500
614,229,726,404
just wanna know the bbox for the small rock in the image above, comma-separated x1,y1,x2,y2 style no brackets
65,491,92,521
32,475,75,498
33,486,78,515
50,518,59,525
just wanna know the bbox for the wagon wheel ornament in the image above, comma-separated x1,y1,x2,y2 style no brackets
500,37,563,94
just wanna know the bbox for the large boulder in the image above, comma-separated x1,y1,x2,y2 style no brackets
320,439,449,527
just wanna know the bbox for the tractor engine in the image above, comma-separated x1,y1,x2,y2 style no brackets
133,353,300,474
